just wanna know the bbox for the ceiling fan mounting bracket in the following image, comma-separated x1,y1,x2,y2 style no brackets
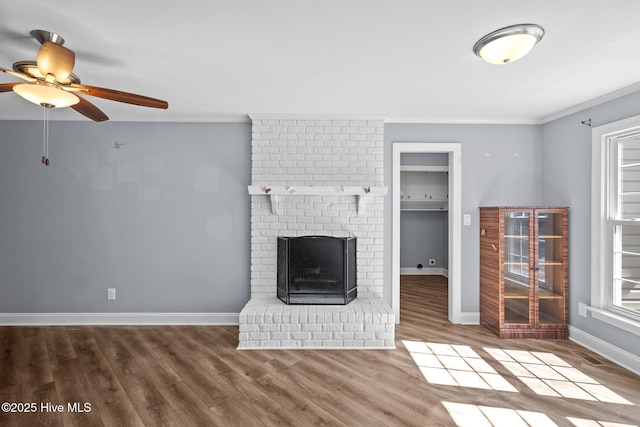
30,29,65,46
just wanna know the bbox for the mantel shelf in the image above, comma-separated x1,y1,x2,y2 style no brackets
247,185,388,215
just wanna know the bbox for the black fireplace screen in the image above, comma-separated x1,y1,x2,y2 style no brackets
277,236,356,305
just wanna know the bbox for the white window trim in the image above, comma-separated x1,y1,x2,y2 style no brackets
591,115,640,336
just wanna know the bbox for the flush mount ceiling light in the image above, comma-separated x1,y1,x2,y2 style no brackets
473,24,545,64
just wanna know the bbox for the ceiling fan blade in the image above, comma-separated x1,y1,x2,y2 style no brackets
71,95,109,122
0,82,20,92
69,83,168,109
0,66,35,82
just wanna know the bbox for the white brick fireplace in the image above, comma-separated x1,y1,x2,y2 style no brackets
237,115,395,349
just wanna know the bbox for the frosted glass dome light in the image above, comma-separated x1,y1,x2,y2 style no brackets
473,24,545,64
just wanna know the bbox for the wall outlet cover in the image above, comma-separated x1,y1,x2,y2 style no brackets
107,288,116,301
578,302,587,317
429,259,436,265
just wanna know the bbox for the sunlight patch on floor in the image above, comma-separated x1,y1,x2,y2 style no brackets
442,401,557,427
484,348,632,405
442,402,638,427
567,417,637,427
404,341,636,426
402,340,517,392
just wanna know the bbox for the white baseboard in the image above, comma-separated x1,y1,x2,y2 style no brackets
0,312,240,326
401,267,449,277
460,312,480,325
569,326,640,376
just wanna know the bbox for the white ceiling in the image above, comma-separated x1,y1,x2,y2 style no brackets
2,0,640,124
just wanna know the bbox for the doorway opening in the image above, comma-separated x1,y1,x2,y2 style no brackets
392,143,461,324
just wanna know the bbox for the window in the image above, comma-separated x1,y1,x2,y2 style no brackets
591,116,640,335
614,137,640,313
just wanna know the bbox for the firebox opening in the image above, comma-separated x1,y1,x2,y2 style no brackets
277,236,356,305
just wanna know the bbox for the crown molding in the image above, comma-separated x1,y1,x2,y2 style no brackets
541,81,640,124
248,113,387,122
384,117,541,125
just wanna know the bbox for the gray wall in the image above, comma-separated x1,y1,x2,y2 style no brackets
400,211,448,269
542,91,640,357
0,121,251,313
401,153,449,166
384,124,543,312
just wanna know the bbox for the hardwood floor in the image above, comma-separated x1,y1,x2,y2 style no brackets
1,275,639,426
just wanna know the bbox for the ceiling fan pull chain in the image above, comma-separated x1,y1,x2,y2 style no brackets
42,105,50,166
46,107,49,165
42,105,46,164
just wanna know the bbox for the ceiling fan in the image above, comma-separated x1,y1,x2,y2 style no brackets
0,29,168,122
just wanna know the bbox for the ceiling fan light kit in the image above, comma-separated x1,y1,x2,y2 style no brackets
13,81,79,108
473,24,544,64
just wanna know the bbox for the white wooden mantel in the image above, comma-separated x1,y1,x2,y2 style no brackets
247,185,388,215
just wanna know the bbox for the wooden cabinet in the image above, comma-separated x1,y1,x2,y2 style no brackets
400,167,448,211
479,207,568,339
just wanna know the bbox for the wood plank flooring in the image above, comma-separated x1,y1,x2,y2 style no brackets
1,275,639,426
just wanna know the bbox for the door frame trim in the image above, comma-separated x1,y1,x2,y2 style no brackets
392,142,462,323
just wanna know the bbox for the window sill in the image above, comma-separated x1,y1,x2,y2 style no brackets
587,307,640,336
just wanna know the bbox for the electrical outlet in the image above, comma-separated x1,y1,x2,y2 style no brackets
107,288,116,301
578,302,587,317
429,259,436,266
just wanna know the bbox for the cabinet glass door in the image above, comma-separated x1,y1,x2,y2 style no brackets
537,211,566,325
503,211,531,324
